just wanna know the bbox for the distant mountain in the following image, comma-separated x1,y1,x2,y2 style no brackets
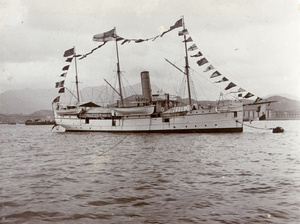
0,88,57,114
263,93,300,101
0,84,161,115
28,110,54,117
264,95,300,113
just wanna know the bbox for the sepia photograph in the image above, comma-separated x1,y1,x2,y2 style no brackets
1,0,300,223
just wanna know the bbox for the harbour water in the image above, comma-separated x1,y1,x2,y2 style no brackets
1,120,299,223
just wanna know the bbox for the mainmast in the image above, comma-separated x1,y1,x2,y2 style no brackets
74,47,80,103
115,32,124,107
182,17,192,108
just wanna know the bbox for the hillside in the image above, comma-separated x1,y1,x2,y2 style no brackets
264,95,300,113
0,88,57,114
0,84,161,115
0,86,299,115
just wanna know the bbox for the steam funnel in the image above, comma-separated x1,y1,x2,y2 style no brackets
140,71,152,102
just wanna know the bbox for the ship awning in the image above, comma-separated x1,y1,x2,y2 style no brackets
79,102,101,107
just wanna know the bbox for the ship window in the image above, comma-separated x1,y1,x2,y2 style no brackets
234,111,237,117
112,120,116,126
85,118,89,124
173,126,176,128
163,118,169,123
215,124,217,126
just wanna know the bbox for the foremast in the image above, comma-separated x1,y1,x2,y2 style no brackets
114,33,124,107
73,47,80,103
182,17,192,108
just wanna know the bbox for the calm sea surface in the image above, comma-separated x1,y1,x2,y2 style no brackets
1,120,299,224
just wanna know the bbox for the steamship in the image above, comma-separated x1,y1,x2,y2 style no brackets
52,17,244,132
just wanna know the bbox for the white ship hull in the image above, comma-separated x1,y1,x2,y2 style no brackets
54,108,243,133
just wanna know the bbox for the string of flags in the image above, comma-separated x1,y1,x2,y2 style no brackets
172,20,263,102
52,18,263,104
52,47,75,103
77,18,185,61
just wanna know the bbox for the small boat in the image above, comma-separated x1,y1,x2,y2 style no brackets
25,119,56,125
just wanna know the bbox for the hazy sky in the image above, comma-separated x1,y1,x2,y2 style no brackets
1,0,299,100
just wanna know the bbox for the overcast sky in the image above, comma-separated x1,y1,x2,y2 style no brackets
1,0,299,100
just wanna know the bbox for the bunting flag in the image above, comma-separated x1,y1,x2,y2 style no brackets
215,77,228,83
65,57,73,63
55,80,65,88
79,42,107,60
161,18,183,37
121,39,131,45
62,65,70,71
58,87,65,93
188,44,198,51
93,28,116,42
190,51,202,57
63,47,75,57
197,58,208,66
183,37,193,42
254,97,263,103
225,82,236,90
52,96,60,104
238,93,243,97
178,29,189,36
244,92,254,98
237,87,246,92
210,71,221,78
135,39,147,43
60,72,67,78
204,65,214,72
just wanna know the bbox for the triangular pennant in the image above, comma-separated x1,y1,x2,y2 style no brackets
58,87,65,93
254,97,263,103
210,71,221,78
237,88,246,92
188,44,198,51
244,92,254,98
204,65,214,72
225,82,236,90
60,73,67,78
183,37,193,42
62,65,70,71
52,96,60,104
215,77,228,83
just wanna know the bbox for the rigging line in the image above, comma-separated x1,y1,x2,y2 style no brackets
120,72,138,96
3,134,129,218
189,67,232,100
236,120,273,130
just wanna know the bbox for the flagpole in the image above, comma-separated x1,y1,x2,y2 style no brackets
115,29,124,107
74,47,80,103
182,16,192,108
